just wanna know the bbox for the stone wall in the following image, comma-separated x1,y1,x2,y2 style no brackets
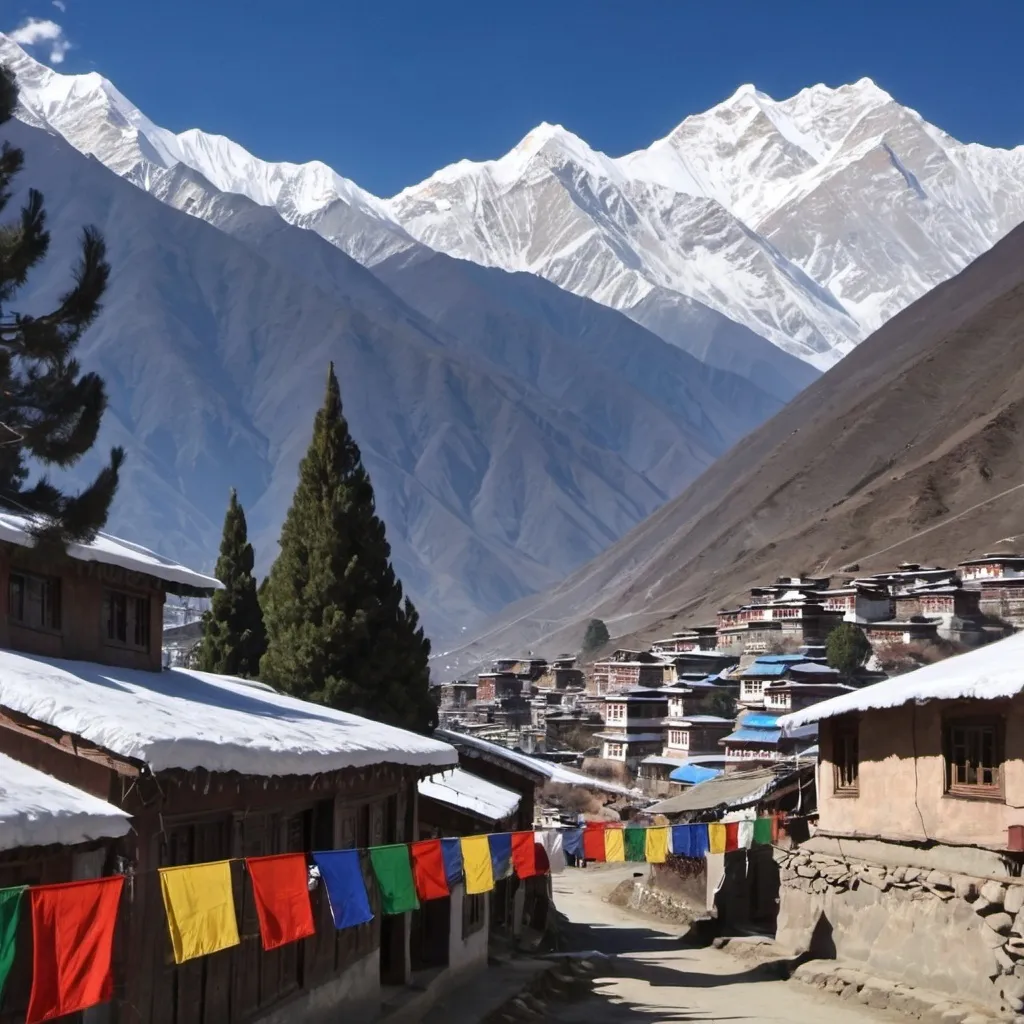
776,845,1024,1015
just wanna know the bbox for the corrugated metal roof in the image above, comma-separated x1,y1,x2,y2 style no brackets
669,763,723,785
742,663,789,678
754,654,808,664
739,713,780,728
647,767,787,814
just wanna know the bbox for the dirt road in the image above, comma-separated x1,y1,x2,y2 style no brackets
551,863,898,1023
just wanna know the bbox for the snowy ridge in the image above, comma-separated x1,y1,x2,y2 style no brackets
0,751,132,851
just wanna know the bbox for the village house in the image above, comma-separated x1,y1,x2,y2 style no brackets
537,655,585,690
863,616,940,652
819,581,892,622
663,715,733,761
659,648,739,682
716,589,844,657
959,552,1024,630
593,689,668,772
588,649,665,695
719,710,818,767
0,514,460,1024
475,669,523,702
777,632,1024,1017
649,626,718,656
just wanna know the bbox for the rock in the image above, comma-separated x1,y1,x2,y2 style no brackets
982,880,1008,906
857,977,897,1010
1007,937,1024,957
904,866,922,883
1009,996,1024,1013
927,870,953,890
1014,908,1024,935
995,945,1016,973
1008,887,1024,917
982,926,1010,949
955,875,979,901
987,913,1014,934
1004,976,1024,1000
796,865,817,878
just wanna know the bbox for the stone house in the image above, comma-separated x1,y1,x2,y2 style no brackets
716,591,844,657
594,689,668,768
863,617,940,652
649,626,718,655
776,631,1024,1017
589,650,665,695
0,514,458,1024
819,583,892,623
958,553,1024,582
959,553,1024,630
475,671,523,702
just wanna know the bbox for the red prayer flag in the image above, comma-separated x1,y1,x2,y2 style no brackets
27,875,123,1024
511,832,547,879
246,854,316,951
724,822,740,852
409,840,449,901
583,823,606,863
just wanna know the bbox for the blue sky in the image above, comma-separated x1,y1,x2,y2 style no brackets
5,0,1024,197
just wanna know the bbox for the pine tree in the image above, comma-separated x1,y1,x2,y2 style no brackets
196,489,267,677
826,623,872,674
0,66,122,542
581,618,610,655
260,364,434,731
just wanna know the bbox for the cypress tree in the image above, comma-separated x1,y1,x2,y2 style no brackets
0,65,122,542
196,489,267,677
260,364,434,731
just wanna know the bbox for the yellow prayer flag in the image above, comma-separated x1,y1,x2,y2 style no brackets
604,828,625,862
159,860,241,964
460,835,495,895
708,823,726,855
645,826,669,864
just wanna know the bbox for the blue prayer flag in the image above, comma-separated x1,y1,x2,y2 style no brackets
312,850,374,930
670,825,692,858
562,829,584,859
487,833,513,880
440,838,463,886
690,823,709,858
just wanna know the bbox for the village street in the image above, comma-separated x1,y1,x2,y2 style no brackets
549,863,898,1024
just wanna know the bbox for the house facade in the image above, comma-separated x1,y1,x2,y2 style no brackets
593,689,668,768
776,633,1024,1017
589,650,665,695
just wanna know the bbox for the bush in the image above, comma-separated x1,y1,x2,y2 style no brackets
581,618,610,654
826,623,872,673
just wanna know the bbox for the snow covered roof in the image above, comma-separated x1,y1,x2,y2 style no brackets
640,756,688,768
671,715,733,725
787,662,840,675
0,752,132,851
593,731,665,743
418,768,521,823
434,729,635,797
0,512,222,593
0,649,457,776
780,632,1024,733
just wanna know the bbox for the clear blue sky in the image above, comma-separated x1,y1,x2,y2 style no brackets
6,0,1024,197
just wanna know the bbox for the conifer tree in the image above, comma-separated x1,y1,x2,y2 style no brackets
196,489,266,677
0,66,122,542
260,364,434,730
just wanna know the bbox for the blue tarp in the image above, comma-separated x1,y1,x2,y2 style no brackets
753,654,808,663
669,763,723,785
723,728,783,744
740,713,781,728
742,663,789,677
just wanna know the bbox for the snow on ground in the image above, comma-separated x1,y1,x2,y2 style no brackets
0,751,132,851
0,512,222,591
780,631,1024,731
418,767,522,822
0,650,457,776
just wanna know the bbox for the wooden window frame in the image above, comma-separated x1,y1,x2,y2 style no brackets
832,719,859,796
8,571,62,633
944,715,1004,801
102,588,152,652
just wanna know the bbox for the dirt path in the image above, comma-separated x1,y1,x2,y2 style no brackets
551,863,899,1023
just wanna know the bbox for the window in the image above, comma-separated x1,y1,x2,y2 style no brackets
8,572,61,631
668,729,688,748
744,680,763,697
833,720,859,794
945,718,1003,797
605,742,623,759
103,590,151,650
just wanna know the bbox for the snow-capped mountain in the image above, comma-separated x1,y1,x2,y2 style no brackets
391,81,1024,369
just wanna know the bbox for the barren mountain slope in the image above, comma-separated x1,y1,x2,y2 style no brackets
444,219,1024,668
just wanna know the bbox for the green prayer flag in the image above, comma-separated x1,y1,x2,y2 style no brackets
0,886,25,1001
753,817,773,846
368,845,420,915
624,828,647,862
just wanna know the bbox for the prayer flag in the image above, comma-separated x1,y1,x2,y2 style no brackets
440,838,464,886
670,825,691,858
562,829,584,861
312,850,373,930
603,828,625,862
369,845,419,915
690,823,710,858
460,836,495,895
27,876,123,1024
624,827,646,862
708,823,726,854
511,832,545,879
246,854,315,951
738,820,754,850
410,840,449,901
645,827,669,864
0,886,24,1002
583,824,606,863
159,861,240,964
537,831,566,874
724,822,740,852
753,817,773,846
488,833,513,879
